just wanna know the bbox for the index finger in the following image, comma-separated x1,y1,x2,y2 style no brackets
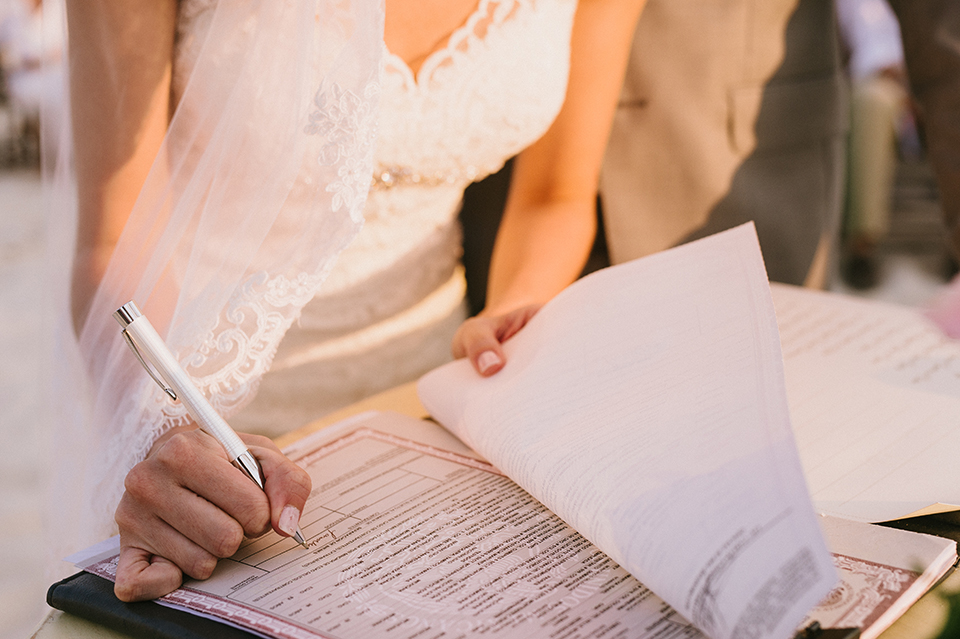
243,437,312,542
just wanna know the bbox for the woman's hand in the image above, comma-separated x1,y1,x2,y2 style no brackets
452,304,541,376
113,429,311,602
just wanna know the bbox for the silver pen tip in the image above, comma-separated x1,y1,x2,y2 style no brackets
294,528,309,549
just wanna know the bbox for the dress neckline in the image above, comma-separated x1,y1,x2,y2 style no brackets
384,0,511,89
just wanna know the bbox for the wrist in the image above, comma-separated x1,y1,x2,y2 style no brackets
480,299,542,319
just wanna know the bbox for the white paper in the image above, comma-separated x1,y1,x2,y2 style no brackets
418,224,838,639
772,283,960,521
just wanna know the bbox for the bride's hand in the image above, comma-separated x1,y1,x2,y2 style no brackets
113,429,311,602
452,304,541,376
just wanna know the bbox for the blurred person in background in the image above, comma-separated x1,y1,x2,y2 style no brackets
0,0,62,161
837,0,920,290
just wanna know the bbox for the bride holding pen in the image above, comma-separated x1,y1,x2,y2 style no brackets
54,0,644,600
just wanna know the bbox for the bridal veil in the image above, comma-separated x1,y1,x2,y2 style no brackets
45,0,384,564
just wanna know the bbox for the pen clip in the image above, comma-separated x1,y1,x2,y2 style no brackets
120,328,178,401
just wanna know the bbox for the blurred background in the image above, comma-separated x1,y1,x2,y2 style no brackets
0,0,954,637
0,0,58,636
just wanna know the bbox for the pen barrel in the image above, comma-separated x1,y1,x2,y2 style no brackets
123,316,248,462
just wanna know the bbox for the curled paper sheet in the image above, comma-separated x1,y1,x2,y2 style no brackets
419,223,838,639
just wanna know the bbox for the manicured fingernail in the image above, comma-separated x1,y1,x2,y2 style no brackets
477,350,501,374
279,505,301,537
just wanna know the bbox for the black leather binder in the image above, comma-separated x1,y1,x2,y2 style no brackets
46,571,258,639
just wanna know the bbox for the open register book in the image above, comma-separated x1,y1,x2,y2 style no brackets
68,225,956,639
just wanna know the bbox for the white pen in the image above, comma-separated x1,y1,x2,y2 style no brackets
114,300,309,549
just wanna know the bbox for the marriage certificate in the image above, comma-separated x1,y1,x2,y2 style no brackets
79,413,708,639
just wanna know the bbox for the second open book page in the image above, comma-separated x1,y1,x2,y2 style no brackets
418,223,838,639
772,282,960,521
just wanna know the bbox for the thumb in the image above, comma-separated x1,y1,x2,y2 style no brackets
114,544,183,602
452,316,506,376
452,305,541,376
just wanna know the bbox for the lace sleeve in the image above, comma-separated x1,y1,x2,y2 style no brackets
46,0,383,562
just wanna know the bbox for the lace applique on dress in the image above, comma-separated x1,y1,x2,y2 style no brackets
377,0,576,187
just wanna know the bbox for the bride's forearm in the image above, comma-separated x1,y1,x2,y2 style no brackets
484,198,596,317
66,0,177,331
483,0,644,317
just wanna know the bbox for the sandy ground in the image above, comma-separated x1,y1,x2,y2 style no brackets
0,169,52,639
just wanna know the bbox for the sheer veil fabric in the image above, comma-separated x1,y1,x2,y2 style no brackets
45,0,384,565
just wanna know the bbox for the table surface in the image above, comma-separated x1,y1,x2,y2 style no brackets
31,381,959,639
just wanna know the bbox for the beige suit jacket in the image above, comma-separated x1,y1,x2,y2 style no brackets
600,0,848,285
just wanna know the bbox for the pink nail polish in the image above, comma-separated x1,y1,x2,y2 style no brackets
477,350,501,374
279,505,301,537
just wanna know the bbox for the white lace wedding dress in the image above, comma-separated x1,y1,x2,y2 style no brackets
173,0,578,436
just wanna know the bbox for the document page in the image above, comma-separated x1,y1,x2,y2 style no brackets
418,224,838,639
80,413,708,639
772,283,960,521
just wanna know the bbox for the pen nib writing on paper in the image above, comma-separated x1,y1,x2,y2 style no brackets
113,300,310,550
